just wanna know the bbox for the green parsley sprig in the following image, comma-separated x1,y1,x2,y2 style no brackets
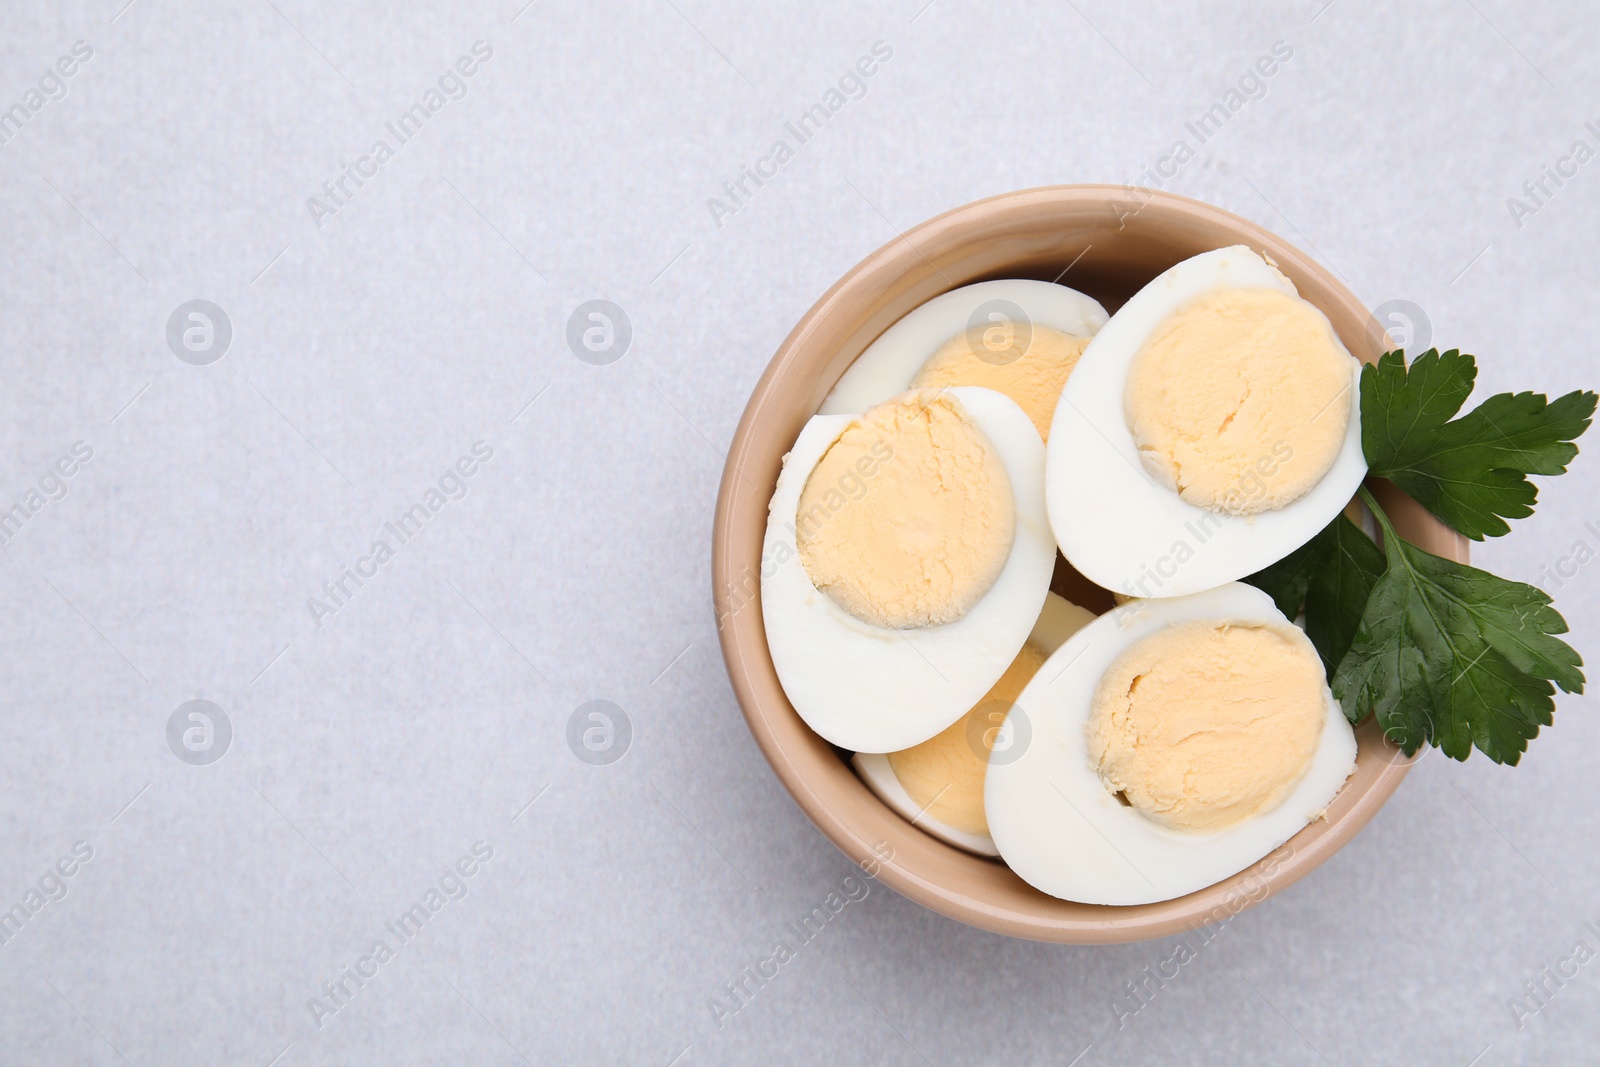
1246,349,1597,764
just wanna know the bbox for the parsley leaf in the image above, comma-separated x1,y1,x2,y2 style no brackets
1361,349,1597,540
1253,349,1591,763
1244,511,1384,678
1304,513,1386,676
1330,487,1584,763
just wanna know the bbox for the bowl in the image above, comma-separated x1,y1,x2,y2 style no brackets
711,185,1467,944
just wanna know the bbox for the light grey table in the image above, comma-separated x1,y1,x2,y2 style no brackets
0,1,1595,1063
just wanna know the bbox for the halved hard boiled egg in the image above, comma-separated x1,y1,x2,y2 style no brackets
822,279,1109,439
1047,246,1367,597
984,582,1357,906
852,593,1096,856
762,387,1055,754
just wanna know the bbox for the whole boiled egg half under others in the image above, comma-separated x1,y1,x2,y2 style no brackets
1046,246,1367,597
852,593,1096,856
821,279,1109,441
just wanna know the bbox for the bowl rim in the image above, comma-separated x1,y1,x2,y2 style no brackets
711,184,1469,944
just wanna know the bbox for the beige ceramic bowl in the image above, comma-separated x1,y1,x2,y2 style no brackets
711,186,1467,944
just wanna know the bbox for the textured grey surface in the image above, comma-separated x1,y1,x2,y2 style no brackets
0,0,1596,1064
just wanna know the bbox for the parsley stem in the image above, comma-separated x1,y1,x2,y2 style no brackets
1357,481,1433,629
1356,483,1397,547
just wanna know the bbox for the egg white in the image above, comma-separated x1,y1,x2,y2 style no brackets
984,582,1358,906
852,593,1096,857
762,387,1056,754
821,279,1109,416
1046,245,1367,598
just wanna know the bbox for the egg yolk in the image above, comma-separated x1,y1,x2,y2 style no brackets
910,324,1089,441
796,391,1015,629
1123,287,1353,515
1086,621,1326,832
887,641,1048,835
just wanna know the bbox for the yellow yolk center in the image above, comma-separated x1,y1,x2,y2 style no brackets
910,324,1089,441
1086,621,1326,832
797,391,1015,629
1124,287,1354,515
